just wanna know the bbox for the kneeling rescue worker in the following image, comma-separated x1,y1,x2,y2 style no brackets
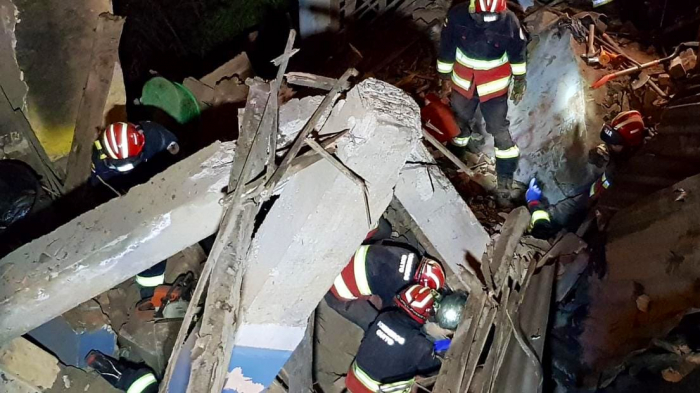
86,350,158,393
92,121,179,185
326,244,446,330
346,285,445,393
437,0,527,204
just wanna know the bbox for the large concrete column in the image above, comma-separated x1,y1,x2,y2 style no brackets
220,79,422,393
0,141,236,343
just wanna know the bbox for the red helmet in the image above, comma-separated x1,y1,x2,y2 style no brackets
600,111,645,147
395,285,436,324
101,122,145,160
415,257,446,290
474,0,507,13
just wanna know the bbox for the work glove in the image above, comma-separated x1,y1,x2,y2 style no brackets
510,75,526,105
525,178,542,204
588,144,610,168
434,339,452,353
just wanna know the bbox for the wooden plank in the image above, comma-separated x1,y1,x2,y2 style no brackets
284,314,315,393
433,292,487,393
490,207,530,289
266,30,296,179
63,13,125,192
285,72,349,91
460,305,498,392
265,68,357,192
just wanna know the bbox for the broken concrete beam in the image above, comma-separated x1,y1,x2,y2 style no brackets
0,141,236,343
393,143,490,292
0,337,121,393
200,52,253,87
219,79,421,391
28,299,117,368
0,337,60,391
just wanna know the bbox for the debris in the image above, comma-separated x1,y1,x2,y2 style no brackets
675,188,687,202
63,375,72,389
285,72,349,91
668,49,697,79
592,42,699,89
657,73,672,88
636,294,651,313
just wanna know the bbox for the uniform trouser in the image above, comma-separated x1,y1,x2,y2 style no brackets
324,293,379,332
450,92,518,178
136,261,167,299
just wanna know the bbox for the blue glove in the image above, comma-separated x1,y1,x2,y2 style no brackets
434,339,452,353
526,178,542,204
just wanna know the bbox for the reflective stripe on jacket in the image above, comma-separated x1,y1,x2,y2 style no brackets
437,4,527,102
346,362,413,393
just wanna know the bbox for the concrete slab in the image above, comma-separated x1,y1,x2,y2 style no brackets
0,141,237,343
507,28,604,204
221,78,421,392
0,338,60,391
394,143,490,292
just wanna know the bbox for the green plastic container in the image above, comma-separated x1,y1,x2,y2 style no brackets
140,77,201,125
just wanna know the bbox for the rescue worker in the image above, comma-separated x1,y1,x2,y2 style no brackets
85,350,158,393
435,292,469,331
437,0,527,204
527,110,647,237
135,260,167,299
326,244,446,330
346,285,445,393
588,110,646,200
91,121,179,186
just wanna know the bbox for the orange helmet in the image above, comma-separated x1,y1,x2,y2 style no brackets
600,111,645,147
395,285,436,324
415,257,446,290
474,0,507,13
100,122,145,160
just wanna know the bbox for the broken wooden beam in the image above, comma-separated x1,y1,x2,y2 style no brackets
265,68,358,192
63,13,125,192
285,72,350,91
490,207,530,290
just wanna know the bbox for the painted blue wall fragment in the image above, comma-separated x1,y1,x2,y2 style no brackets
222,346,293,393
28,315,117,367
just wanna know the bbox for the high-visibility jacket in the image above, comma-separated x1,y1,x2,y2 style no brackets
437,3,527,102
346,310,441,393
330,245,421,305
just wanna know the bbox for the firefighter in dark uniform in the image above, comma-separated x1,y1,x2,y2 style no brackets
325,244,446,330
437,0,527,204
346,285,444,393
92,121,179,298
526,111,648,238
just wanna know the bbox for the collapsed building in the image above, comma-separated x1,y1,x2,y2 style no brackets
2,0,700,393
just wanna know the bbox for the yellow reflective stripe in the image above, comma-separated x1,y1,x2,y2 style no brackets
456,48,508,70
94,140,103,150
353,246,372,296
353,363,413,392
602,173,611,189
135,274,165,287
531,210,550,224
332,274,357,300
127,373,157,393
589,182,597,197
437,60,454,73
495,146,520,159
511,62,527,75
451,136,471,147
477,76,511,96
451,73,471,91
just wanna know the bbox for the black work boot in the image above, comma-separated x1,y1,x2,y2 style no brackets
496,176,515,208
85,350,127,388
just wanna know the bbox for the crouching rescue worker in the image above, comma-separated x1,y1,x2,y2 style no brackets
526,110,648,238
86,350,158,393
326,244,446,330
92,121,179,186
437,0,527,205
346,285,444,393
